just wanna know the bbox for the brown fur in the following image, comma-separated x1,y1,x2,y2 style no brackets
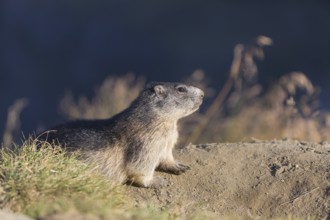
38,82,204,187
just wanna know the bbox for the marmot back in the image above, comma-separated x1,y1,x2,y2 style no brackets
38,82,204,187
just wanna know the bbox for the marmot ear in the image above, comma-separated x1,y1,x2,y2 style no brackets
153,85,166,98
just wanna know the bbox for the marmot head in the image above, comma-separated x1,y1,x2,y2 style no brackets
140,82,204,120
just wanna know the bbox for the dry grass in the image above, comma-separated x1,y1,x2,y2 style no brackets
185,36,330,143
197,70,327,143
0,139,123,218
4,36,328,145
59,73,145,120
2,99,28,149
55,35,330,144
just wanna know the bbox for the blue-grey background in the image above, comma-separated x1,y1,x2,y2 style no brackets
1,0,330,138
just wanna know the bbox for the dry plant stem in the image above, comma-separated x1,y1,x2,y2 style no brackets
187,45,244,144
279,187,320,206
2,99,28,149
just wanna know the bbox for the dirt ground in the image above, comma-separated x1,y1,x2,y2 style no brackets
126,139,330,219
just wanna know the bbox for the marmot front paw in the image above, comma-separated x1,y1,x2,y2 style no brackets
157,161,190,175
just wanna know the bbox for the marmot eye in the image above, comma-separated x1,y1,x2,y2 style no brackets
176,86,187,93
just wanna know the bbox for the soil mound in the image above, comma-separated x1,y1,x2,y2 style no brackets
126,140,330,219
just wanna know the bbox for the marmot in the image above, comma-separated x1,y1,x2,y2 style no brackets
38,82,204,187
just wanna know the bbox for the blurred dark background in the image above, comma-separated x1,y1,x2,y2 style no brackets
0,0,330,139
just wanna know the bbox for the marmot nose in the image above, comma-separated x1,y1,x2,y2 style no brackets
196,89,204,105
200,90,204,99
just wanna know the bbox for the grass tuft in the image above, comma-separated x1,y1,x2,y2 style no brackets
0,139,123,219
